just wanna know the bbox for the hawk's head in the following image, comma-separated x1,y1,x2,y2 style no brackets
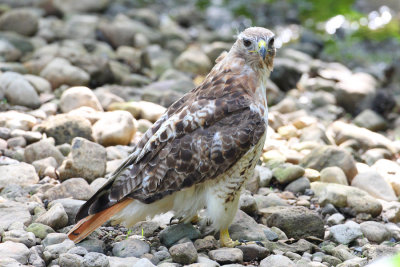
235,27,276,72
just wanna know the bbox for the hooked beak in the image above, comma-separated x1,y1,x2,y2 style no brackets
258,40,267,60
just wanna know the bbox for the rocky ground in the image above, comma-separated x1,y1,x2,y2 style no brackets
0,1,400,267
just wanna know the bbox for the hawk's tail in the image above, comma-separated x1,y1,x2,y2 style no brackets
67,199,133,243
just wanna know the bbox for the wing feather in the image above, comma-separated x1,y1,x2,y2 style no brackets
75,64,265,222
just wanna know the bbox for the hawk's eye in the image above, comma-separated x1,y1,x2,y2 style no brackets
243,39,252,47
268,37,275,47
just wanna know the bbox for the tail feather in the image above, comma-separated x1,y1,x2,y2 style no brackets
68,199,133,243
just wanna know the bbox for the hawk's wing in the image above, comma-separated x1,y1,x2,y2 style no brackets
76,73,266,222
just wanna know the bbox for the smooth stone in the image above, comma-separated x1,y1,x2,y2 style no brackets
326,213,345,226
159,223,201,247
0,241,30,264
0,162,39,188
229,210,267,242
58,137,106,182
44,178,94,202
40,58,90,89
82,252,109,267
92,111,136,146
273,163,305,184
311,182,382,217
329,221,363,245
112,238,150,258
0,201,32,230
26,223,55,239
320,166,348,185
169,242,198,265
353,109,386,131
259,255,295,267
2,229,36,248
24,138,65,165
301,145,357,182
208,248,243,264
284,177,310,194
351,171,397,202
360,221,391,244
237,244,269,261
266,206,324,239
35,203,68,230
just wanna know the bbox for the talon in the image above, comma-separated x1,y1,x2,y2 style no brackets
220,229,240,248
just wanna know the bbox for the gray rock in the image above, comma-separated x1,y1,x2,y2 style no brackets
44,240,76,261
7,134,31,148
112,239,150,258
326,213,345,226
68,246,88,256
266,206,324,239
43,114,93,145
0,9,38,36
0,162,39,188
44,178,94,202
35,203,68,230
335,72,376,114
132,258,155,267
237,244,269,261
270,58,306,92
43,233,69,247
254,193,289,209
229,210,267,242
0,39,21,62
208,248,243,264
330,121,396,155
0,201,31,230
0,111,36,131
0,72,41,108
82,252,109,267
25,138,65,165
0,241,30,264
58,137,107,182
273,163,305,184
107,256,140,267
353,109,386,131
29,245,46,267
284,177,310,193
301,146,358,181
329,221,363,245
24,74,52,94
193,236,218,252
159,223,201,247
32,157,58,177
311,182,382,217
351,171,397,202
175,47,212,75
320,166,348,185
26,223,55,239
2,229,36,247
239,194,258,215
77,239,105,254
59,253,84,267
40,58,90,89
169,242,198,265
259,254,295,267
254,165,273,187
130,221,160,238
60,86,103,113
263,228,279,241
360,221,391,244
49,198,85,225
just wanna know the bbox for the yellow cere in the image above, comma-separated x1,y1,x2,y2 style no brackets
249,40,267,53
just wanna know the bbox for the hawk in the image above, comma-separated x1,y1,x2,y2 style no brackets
68,27,276,247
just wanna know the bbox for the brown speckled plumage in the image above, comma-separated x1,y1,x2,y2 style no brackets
71,27,275,244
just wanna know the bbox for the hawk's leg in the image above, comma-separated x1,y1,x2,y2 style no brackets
220,229,240,247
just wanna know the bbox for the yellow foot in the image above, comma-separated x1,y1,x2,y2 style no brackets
219,229,240,248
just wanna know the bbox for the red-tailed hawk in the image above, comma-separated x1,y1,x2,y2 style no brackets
68,27,276,247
